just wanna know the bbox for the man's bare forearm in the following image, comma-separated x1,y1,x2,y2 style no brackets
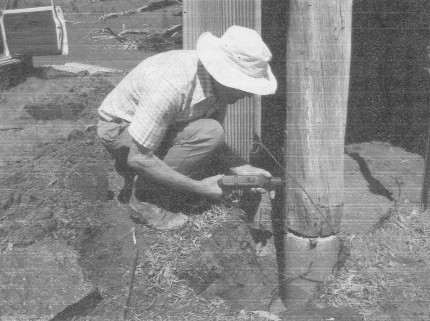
128,151,200,193
127,140,222,199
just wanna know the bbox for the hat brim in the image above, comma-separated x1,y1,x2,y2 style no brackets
196,32,277,96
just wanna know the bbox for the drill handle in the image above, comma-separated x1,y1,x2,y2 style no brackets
217,175,283,189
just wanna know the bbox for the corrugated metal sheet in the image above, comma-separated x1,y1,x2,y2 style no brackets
183,0,261,161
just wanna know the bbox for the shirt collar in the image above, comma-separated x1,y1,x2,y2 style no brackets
191,61,216,106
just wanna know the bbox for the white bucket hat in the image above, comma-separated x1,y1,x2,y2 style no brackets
196,25,277,95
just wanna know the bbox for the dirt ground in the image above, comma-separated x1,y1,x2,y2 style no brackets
0,66,426,321
0,70,365,320
0,70,291,320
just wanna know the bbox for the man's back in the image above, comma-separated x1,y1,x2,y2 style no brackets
98,50,202,123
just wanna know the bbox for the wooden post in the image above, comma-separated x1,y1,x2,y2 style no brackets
283,0,352,307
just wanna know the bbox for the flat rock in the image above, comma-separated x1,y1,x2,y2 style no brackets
0,239,95,320
47,63,124,76
343,142,424,234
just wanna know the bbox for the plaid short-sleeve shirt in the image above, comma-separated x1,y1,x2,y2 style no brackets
98,50,224,150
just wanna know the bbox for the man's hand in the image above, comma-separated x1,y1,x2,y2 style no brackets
230,164,276,199
230,164,271,177
199,174,224,200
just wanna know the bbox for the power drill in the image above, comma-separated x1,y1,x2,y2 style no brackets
217,174,283,206
217,175,283,190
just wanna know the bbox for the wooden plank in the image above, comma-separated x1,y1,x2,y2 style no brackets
284,0,352,237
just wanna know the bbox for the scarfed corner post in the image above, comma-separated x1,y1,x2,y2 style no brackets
283,0,353,307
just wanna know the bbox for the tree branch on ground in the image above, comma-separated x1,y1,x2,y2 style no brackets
102,27,127,43
85,24,182,51
118,29,152,37
85,27,127,43
122,24,182,51
99,0,181,22
119,24,182,38
161,24,182,38
66,20,98,25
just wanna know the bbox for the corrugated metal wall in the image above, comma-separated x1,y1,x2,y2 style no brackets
183,0,261,161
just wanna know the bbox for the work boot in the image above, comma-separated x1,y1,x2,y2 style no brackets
117,172,136,204
117,185,132,204
128,185,189,230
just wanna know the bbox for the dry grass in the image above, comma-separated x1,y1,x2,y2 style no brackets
127,201,430,321
318,203,430,321
123,205,271,321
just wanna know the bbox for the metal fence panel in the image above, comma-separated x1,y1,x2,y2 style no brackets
183,0,261,161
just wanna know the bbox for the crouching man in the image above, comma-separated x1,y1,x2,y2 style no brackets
97,26,277,230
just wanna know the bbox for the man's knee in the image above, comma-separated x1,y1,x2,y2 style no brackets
163,119,225,177
97,118,135,176
97,118,132,150
196,119,225,149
